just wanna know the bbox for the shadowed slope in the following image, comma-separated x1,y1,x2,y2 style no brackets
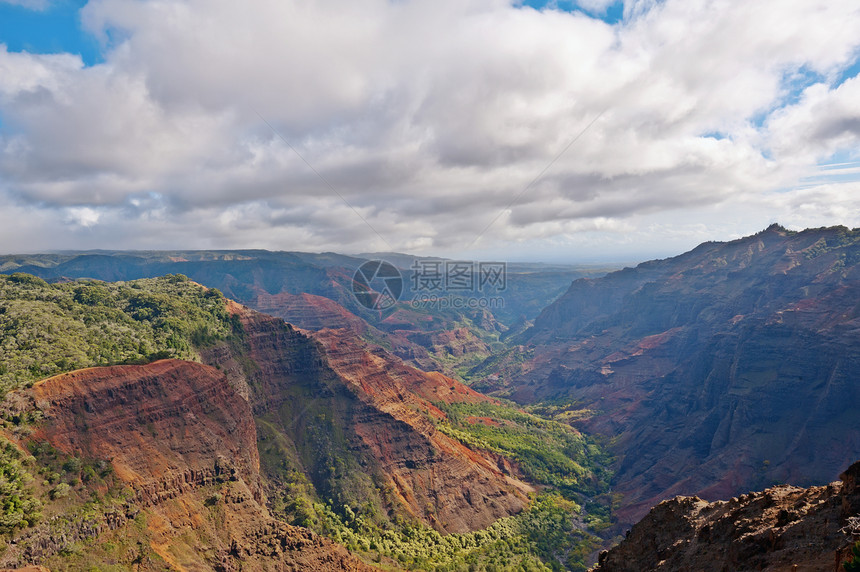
500,225,860,524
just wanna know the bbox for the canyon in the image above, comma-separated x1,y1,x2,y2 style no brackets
0,225,859,569
497,225,860,526
0,286,558,569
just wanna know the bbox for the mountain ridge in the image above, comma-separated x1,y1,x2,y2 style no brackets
488,224,860,525
0,249,610,381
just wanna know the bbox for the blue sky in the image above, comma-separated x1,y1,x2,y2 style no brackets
520,0,624,24
0,0,102,65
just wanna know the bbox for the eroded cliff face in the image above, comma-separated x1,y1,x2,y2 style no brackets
2,359,370,571
595,460,860,572
499,225,860,524
252,291,370,332
310,327,532,532
247,290,497,379
311,327,491,407
210,303,531,534
31,360,262,504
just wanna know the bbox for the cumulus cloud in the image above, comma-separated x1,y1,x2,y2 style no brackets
766,76,860,160
0,0,859,259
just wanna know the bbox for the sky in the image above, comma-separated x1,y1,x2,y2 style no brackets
0,0,859,263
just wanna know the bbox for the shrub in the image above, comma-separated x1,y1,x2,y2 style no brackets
62,457,82,474
0,439,42,532
50,483,71,500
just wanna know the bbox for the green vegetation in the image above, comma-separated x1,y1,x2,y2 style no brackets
257,391,397,533
0,273,237,541
467,346,534,390
28,440,115,492
262,397,615,570
435,401,612,497
525,401,596,425
5,437,160,565
279,493,599,571
0,436,41,533
0,436,131,559
0,273,235,395
803,227,860,260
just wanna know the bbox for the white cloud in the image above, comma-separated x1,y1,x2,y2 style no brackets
0,0,859,259
575,0,618,14
765,76,860,161
65,206,102,228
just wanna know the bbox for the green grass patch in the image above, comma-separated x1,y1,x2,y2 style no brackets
434,401,612,497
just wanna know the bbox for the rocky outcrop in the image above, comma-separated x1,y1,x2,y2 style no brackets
594,460,860,572
503,225,860,525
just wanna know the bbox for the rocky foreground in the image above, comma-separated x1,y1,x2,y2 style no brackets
594,460,860,572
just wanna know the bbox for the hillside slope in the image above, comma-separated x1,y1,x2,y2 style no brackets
1,359,369,571
212,302,534,535
496,225,860,524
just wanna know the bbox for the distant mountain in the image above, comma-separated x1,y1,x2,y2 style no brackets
489,224,860,525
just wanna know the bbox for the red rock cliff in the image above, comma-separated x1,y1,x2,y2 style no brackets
215,303,532,534
7,359,370,571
